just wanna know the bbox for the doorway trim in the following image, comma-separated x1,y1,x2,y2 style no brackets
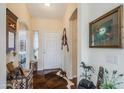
69,8,78,79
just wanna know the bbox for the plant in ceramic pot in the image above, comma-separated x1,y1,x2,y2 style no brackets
100,69,123,89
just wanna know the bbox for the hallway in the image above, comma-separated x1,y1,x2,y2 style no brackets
5,3,78,89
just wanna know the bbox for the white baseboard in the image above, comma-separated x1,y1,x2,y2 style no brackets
37,68,43,71
67,75,77,79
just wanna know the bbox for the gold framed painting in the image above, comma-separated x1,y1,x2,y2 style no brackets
89,5,122,48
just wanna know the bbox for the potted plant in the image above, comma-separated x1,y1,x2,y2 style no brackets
100,69,123,89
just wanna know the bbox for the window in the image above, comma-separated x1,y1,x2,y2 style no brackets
19,30,27,67
33,31,39,60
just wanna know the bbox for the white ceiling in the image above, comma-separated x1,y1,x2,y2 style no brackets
26,3,67,19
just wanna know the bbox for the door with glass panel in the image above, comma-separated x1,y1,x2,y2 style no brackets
33,31,39,60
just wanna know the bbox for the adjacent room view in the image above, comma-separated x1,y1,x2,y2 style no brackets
0,3,124,89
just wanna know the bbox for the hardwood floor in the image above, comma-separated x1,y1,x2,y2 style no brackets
71,78,77,88
33,70,77,89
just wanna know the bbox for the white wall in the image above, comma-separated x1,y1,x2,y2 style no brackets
78,3,124,88
0,4,6,89
62,3,77,79
77,4,90,83
7,4,32,69
31,18,63,70
7,4,31,28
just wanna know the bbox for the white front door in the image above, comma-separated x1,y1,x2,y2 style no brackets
42,32,61,69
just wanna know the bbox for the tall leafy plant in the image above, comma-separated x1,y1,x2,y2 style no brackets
100,69,123,89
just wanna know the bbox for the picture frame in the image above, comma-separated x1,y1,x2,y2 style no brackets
6,8,18,53
7,31,16,52
89,5,122,48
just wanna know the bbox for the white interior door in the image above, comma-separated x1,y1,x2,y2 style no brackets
43,32,61,70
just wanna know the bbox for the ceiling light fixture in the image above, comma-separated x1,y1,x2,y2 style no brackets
44,3,51,7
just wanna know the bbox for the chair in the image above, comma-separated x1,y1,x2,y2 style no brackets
6,62,33,89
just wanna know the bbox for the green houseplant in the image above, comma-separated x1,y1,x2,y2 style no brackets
100,69,123,89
